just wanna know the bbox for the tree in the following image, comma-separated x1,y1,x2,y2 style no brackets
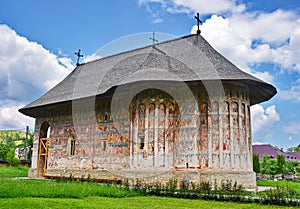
253,153,260,173
0,136,16,160
0,142,9,159
287,146,300,152
260,155,278,175
285,161,299,173
6,148,20,166
276,154,285,174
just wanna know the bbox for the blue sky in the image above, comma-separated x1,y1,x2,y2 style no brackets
0,0,299,150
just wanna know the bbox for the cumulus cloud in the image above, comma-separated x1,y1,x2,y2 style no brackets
280,78,300,102
0,24,74,103
139,0,245,17
0,104,35,130
197,11,300,75
142,1,300,82
0,24,74,130
251,104,280,134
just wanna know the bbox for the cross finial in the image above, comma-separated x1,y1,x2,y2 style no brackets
74,49,84,66
194,12,202,35
149,31,158,45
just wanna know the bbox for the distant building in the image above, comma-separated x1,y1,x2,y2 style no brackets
253,144,300,162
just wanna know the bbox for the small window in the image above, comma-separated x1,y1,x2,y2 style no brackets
67,135,75,156
102,140,107,151
70,138,75,155
139,137,145,149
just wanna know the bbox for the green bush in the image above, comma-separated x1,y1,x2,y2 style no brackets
6,148,20,166
285,161,299,173
258,154,299,175
0,143,9,159
260,155,278,175
296,164,300,174
259,182,300,206
276,154,285,174
253,153,260,173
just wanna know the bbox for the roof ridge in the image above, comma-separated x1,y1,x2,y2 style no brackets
85,34,198,65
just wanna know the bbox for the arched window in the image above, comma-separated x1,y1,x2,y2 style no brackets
67,135,75,156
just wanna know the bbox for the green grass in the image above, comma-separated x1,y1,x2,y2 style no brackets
0,196,294,209
0,179,297,208
257,180,300,193
0,165,28,178
0,179,139,198
0,165,298,209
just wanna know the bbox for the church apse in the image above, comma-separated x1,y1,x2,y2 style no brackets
130,89,179,169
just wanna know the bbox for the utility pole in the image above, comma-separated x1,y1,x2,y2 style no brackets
25,126,29,161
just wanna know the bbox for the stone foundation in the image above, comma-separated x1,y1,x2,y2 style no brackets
39,168,256,189
28,168,38,178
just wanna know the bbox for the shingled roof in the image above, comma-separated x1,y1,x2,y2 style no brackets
19,34,276,117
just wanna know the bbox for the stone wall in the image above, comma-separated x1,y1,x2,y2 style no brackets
29,81,256,188
44,168,256,188
256,173,299,182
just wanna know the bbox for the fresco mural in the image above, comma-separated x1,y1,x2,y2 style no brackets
31,84,253,183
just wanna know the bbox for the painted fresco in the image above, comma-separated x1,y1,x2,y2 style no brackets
34,84,253,175
131,89,179,168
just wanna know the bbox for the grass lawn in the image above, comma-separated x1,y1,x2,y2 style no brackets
0,165,28,178
0,179,139,198
257,180,300,193
0,166,298,208
0,196,295,209
0,179,297,209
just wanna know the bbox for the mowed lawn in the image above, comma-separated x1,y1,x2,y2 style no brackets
0,165,28,178
257,180,300,193
0,165,298,209
0,196,295,209
0,179,296,209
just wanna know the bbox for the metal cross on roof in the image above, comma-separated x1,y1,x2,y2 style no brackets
74,49,84,66
194,12,202,35
149,31,158,45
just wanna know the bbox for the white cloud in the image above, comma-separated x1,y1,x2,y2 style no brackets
251,104,280,134
140,0,245,16
138,0,166,23
0,24,74,102
252,71,274,83
171,0,245,15
0,104,35,130
281,78,300,102
198,10,300,73
141,1,300,78
284,123,300,135
0,24,74,130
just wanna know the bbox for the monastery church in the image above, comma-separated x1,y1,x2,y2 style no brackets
19,31,276,188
